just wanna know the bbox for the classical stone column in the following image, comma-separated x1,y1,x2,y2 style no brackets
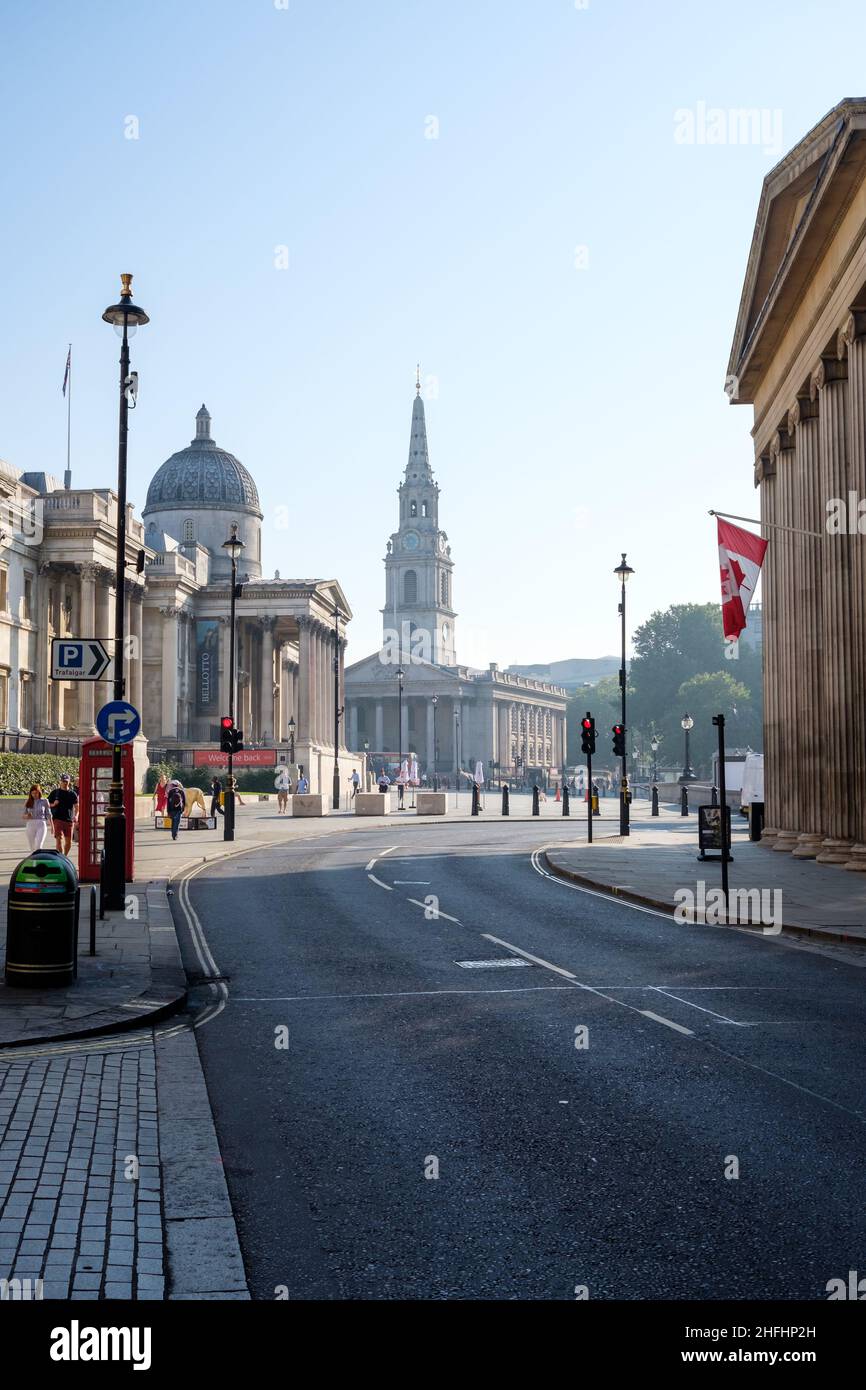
160,606,179,739
453,699,462,772
769,428,800,852
375,700,384,753
130,589,144,722
426,699,435,770
219,616,233,716
77,563,98,730
401,692,409,756
813,354,857,861
789,393,825,857
94,570,112,720
297,617,312,744
756,453,780,844
260,616,276,743
838,311,866,869
338,636,347,748
35,562,52,729
349,702,359,750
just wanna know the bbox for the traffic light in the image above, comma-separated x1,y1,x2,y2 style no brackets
220,716,234,754
612,724,626,759
232,726,244,754
581,713,596,756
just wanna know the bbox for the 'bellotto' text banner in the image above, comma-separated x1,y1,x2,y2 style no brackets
193,749,277,767
195,619,220,714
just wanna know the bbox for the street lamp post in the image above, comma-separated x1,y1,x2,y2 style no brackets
431,694,439,790
396,665,405,809
332,600,343,810
680,713,696,781
614,552,634,836
651,734,660,785
101,274,148,908
221,523,245,841
363,737,369,790
454,706,461,809
288,715,295,765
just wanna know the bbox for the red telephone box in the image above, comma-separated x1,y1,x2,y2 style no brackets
78,736,136,883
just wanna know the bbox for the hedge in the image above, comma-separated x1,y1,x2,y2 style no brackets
145,762,284,794
0,752,81,797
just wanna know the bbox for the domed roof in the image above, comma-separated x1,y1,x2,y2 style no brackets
144,406,261,516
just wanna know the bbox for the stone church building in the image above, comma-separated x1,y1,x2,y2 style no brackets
728,97,866,867
344,383,567,778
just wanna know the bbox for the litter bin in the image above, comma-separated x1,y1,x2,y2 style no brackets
749,801,765,842
4,851,79,988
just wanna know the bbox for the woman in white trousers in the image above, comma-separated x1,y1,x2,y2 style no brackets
23,783,53,852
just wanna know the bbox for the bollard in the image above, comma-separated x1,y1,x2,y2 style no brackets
471,783,480,816
98,850,106,920
592,793,600,816
532,785,540,816
562,785,570,816
681,785,689,817
711,785,719,807
651,785,659,817
89,886,97,956
502,785,510,816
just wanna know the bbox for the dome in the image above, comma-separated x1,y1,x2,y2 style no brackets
143,406,261,516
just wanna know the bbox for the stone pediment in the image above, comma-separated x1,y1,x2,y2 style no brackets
728,98,866,402
345,650,463,688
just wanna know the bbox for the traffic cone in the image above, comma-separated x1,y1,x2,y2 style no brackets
555,785,561,802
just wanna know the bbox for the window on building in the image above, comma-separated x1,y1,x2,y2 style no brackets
23,575,32,621
421,501,428,517
0,670,7,727
19,675,32,730
440,572,448,605
0,568,7,613
183,518,194,543
410,500,418,517
404,570,417,605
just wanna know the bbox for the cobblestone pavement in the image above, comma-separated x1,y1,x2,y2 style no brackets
0,1037,164,1300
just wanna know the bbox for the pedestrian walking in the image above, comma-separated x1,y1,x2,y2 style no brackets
23,783,53,852
48,773,78,856
296,772,309,794
166,779,185,840
350,769,361,799
153,773,168,816
274,765,290,814
210,776,224,819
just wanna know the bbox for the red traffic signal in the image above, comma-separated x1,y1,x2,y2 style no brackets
220,716,234,753
612,724,626,758
580,713,596,756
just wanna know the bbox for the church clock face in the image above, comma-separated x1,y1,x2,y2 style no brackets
403,531,420,551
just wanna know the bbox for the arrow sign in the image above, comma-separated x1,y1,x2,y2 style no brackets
51,639,111,681
96,701,141,745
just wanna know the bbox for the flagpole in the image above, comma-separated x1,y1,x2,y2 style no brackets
708,508,822,539
64,343,72,490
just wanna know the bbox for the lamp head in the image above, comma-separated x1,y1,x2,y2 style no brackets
681,713,694,731
222,522,245,562
614,552,634,585
102,273,149,337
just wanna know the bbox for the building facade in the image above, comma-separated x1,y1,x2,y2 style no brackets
0,406,362,795
728,97,866,866
345,383,567,777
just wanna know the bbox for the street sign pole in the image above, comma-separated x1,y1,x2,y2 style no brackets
587,750,593,844
104,310,132,910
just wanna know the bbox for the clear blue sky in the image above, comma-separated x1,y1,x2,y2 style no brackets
2,0,864,668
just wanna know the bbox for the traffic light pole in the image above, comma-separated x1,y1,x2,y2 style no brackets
586,750,592,844
224,551,238,842
714,713,730,919
619,570,630,837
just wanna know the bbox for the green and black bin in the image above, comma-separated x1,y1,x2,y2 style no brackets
4,851,80,988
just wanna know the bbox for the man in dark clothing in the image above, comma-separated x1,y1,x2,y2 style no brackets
210,776,224,818
48,773,78,856
166,782,185,840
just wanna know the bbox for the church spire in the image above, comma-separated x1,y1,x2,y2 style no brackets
406,376,432,481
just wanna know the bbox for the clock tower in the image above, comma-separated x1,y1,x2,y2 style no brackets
383,372,456,665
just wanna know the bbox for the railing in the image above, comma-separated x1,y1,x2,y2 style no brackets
0,730,83,756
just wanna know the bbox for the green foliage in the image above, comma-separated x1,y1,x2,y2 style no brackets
144,762,281,794
0,752,81,798
566,674,623,765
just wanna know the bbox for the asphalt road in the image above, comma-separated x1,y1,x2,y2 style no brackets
177,820,866,1300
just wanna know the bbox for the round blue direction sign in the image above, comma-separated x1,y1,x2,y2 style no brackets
96,701,142,745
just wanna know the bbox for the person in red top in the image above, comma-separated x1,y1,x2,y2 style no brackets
153,774,168,815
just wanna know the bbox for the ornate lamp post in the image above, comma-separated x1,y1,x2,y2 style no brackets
101,275,148,908
221,523,245,840
614,552,634,836
363,737,369,790
650,733,660,785
431,694,439,790
288,715,295,765
454,704,461,809
680,713,696,781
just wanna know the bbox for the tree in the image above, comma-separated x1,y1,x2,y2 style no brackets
675,671,757,773
566,675,623,765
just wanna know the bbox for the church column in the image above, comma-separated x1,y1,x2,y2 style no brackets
338,636,347,748
35,562,52,729
789,393,825,858
297,617,312,745
769,428,799,852
324,628,335,748
278,644,289,742
349,702,359,750
94,570,112,722
839,310,866,867
260,617,276,743
160,607,179,739
401,692,409,757
375,701,384,754
813,354,857,860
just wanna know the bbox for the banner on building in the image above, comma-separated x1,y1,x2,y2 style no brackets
193,749,277,767
195,620,220,714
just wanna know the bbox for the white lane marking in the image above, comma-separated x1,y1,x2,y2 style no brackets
367,873,393,891
229,985,578,1002
406,898,461,923
366,845,399,872
393,880,431,885
639,1010,694,1036
482,933,577,981
530,848,671,920
650,987,746,1025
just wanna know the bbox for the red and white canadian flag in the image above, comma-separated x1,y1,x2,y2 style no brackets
718,517,767,640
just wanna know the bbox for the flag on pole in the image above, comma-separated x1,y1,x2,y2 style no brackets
718,517,767,639
62,346,71,397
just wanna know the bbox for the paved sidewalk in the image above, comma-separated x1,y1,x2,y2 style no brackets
544,806,866,944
